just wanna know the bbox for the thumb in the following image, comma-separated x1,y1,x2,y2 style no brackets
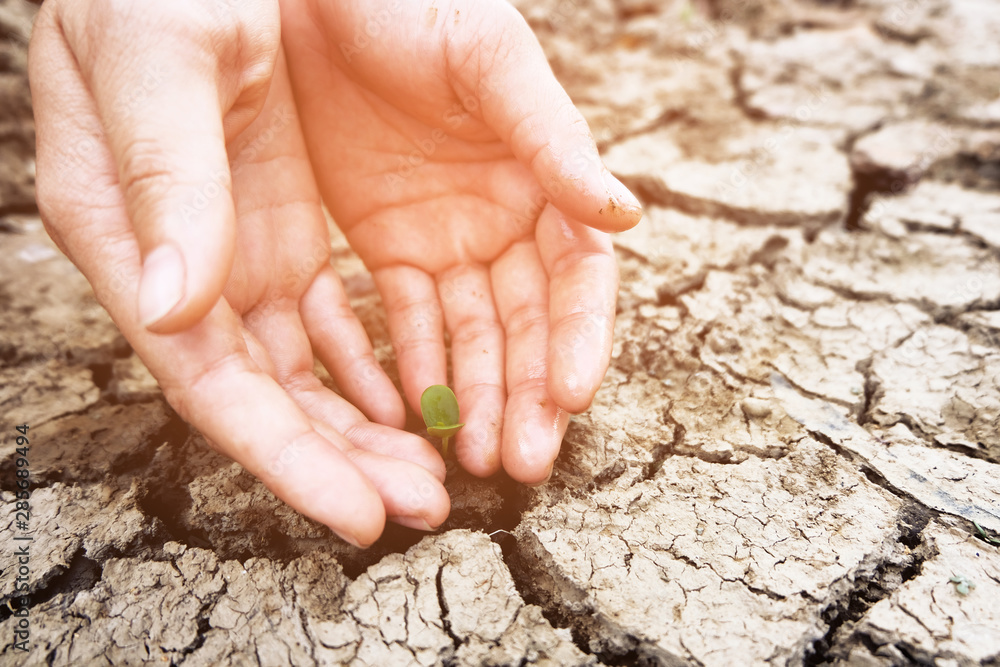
120,86,236,333
60,2,277,332
457,4,642,232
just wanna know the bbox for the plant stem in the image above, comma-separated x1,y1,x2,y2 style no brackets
441,435,450,458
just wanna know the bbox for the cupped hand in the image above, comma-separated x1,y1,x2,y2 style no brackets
281,0,642,483
28,0,449,546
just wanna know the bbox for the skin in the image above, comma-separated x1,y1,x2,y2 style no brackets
27,0,641,546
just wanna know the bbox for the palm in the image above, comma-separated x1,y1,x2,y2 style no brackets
314,98,541,274
282,0,640,481
280,22,541,271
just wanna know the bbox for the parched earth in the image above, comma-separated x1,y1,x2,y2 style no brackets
2,0,1000,664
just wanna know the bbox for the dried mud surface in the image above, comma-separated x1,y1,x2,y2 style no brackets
3,0,1000,665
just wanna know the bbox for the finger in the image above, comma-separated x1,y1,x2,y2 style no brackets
310,419,450,531
57,1,279,332
492,240,569,484
240,326,278,380
437,265,505,477
141,304,389,547
373,266,447,413
28,6,128,265
536,204,619,414
345,422,447,483
243,303,447,481
157,321,386,548
449,4,642,232
301,265,407,429
222,48,406,427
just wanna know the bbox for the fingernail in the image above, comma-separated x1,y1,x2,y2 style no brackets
601,170,642,216
138,243,186,328
525,465,553,488
390,516,436,532
338,532,369,549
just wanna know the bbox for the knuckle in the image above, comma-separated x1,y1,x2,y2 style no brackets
451,317,501,346
509,375,547,396
325,299,359,324
212,1,279,89
394,297,442,329
393,336,435,357
161,352,244,424
504,303,548,338
232,60,276,112
117,137,178,216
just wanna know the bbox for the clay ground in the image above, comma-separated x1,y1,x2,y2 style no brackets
3,0,1000,664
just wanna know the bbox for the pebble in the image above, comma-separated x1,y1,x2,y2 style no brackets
740,397,772,419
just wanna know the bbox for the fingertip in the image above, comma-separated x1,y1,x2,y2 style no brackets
389,516,437,532
547,314,614,415
456,416,503,478
523,463,554,488
505,454,556,486
350,452,451,529
549,169,643,234
426,452,448,483
454,388,504,478
501,393,568,484
389,471,451,530
385,392,408,429
547,356,606,414
465,7,641,234
379,403,408,431
410,436,448,483
548,376,596,415
300,267,407,426
138,243,186,329
423,480,451,529
337,530,374,549
258,434,387,548
337,521,384,549
598,170,644,231
458,452,502,479
386,493,450,532
323,484,386,548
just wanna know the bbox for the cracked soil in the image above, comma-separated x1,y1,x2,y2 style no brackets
2,0,1000,664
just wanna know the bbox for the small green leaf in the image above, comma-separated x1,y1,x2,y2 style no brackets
950,573,975,596
421,385,463,431
973,521,1000,546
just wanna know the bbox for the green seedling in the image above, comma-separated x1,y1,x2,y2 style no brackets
420,385,464,458
949,573,976,596
973,521,1000,547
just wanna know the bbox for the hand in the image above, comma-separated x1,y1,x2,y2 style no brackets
281,0,642,483
28,0,449,547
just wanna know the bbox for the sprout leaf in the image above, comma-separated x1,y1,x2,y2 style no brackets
421,385,464,456
421,385,462,430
